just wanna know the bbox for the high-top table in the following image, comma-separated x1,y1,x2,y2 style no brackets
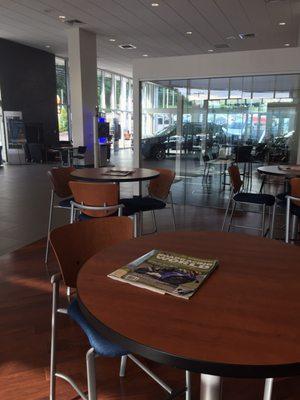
77,231,300,400
71,167,159,183
257,165,300,193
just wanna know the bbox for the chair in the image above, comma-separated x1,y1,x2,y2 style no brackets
285,177,300,243
234,145,253,190
72,146,87,165
222,165,276,237
69,181,125,223
45,166,75,264
49,217,190,400
120,168,176,235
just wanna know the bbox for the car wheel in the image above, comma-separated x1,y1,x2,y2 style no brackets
152,145,166,160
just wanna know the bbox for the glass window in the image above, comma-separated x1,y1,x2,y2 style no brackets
104,72,112,111
55,57,70,141
209,78,229,99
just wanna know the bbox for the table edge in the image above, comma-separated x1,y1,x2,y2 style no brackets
77,293,300,378
70,169,160,182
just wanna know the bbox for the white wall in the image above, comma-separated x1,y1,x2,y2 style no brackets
133,47,300,81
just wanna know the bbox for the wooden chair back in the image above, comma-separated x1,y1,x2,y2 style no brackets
48,167,75,198
228,165,243,193
50,217,133,288
290,177,300,207
148,168,175,200
69,181,119,217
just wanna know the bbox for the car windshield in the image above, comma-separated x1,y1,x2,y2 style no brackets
144,124,176,139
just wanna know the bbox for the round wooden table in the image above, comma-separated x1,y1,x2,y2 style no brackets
77,231,300,399
257,165,300,177
71,167,159,183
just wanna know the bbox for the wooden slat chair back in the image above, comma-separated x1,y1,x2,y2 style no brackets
228,165,243,193
48,166,75,198
148,168,175,200
69,181,119,218
50,217,133,288
290,177,300,207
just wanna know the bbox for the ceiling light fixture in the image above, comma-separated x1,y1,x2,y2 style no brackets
58,15,66,21
151,3,159,6
284,43,290,46
109,38,116,42
185,31,192,35
278,21,286,26
208,49,214,52
45,45,51,48
142,54,149,57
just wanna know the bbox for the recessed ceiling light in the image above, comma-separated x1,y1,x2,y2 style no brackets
278,21,286,26
109,38,116,42
185,31,193,35
58,15,66,21
284,43,290,46
45,45,51,48
208,49,214,52
151,3,159,6
142,54,149,57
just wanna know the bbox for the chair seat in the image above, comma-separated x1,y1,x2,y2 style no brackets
78,210,118,221
58,197,74,208
276,194,300,217
120,196,166,216
68,299,127,357
233,192,275,206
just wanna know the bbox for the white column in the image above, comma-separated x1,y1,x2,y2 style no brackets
67,27,98,165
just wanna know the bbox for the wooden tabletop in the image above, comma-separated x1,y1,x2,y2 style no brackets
71,167,160,183
257,165,300,177
77,231,300,378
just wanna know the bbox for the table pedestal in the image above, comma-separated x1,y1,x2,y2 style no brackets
200,374,222,400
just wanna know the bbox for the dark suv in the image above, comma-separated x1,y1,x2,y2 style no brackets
141,123,203,160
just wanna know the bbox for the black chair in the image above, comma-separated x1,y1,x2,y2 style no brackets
27,143,43,163
72,146,87,165
234,145,253,190
222,165,276,237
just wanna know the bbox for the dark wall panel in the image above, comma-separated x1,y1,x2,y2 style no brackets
0,38,58,146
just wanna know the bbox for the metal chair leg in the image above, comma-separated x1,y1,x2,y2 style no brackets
270,204,276,239
222,198,231,231
261,204,266,237
45,190,54,265
185,370,191,400
263,378,273,400
152,210,158,233
227,202,236,232
285,198,291,243
169,192,176,231
291,215,298,242
50,276,59,400
86,348,97,400
119,355,127,378
133,213,138,238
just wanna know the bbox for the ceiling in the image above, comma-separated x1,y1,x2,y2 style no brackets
0,0,300,77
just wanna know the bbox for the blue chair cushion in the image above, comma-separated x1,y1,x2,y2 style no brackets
233,192,275,206
120,196,166,216
59,197,74,208
68,299,127,357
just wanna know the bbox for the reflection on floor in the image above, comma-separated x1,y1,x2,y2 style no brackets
0,206,299,399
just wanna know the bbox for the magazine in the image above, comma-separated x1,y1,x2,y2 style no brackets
102,168,134,177
108,249,218,299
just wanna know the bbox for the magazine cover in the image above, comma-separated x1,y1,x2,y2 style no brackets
108,249,218,299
